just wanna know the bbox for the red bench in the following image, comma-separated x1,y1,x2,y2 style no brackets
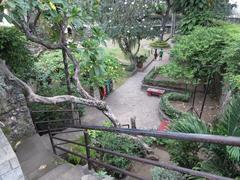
147,88,165,96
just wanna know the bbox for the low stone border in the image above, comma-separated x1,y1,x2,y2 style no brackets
141,83,184,93
159,92,191,120
143,66,204,93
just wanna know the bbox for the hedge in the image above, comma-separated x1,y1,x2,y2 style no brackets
150,40,170,49
159,92,191,120
143,67,189,90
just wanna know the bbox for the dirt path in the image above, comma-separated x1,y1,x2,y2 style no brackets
82,51,170,129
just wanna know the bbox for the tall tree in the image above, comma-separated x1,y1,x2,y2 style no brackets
173,0,235,34
1,0,120,126
100,0,168,66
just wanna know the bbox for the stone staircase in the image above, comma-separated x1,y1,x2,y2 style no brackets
15,129,113,180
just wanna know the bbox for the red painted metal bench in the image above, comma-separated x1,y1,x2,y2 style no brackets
147,88,165,96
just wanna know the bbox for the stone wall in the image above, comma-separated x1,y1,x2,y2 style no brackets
0,71,35,145
0,128,25,180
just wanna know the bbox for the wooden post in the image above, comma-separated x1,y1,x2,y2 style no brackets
130,116,136,129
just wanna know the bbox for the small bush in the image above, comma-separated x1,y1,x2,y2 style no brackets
159,92,190,120
150,40,170,48
68,136,97,165
89,127,146,178
124,64,136,72
151,167,186,180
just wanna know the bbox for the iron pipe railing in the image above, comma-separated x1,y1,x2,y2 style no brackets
73,125,240,147
31,110,80,113
49,126,240,180
52,133,233,180
34,118,78,124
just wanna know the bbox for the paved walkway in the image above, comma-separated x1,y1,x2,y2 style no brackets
82,51,170,130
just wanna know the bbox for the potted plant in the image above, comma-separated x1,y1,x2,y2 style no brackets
137,55,147,68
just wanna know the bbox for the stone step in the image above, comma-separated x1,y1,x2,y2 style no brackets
58,165,88,180
40,128,84,154
38,163,73,180
16,134,51,163
81,174,101,180
19,150,60,180
15,133,62,180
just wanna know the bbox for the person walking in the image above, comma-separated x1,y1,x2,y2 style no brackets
159,48,164,61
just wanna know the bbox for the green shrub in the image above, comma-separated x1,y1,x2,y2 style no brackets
0,27,35,80
150,40,170,48
68,136,97,165
89,129,145,178
159,92,191,120
166,140,200,168
124,64,136,72
151,167,186,180
158,61,194,83
143,66,191,89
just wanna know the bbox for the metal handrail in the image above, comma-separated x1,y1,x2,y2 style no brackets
47,125,239,180
73,125,240,147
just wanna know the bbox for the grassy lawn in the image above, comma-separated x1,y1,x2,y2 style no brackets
104,40,152,65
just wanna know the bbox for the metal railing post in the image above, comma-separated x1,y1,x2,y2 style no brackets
84,130,92,170
48,126,57,155
130,116,136,129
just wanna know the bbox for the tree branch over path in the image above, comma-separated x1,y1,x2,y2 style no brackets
0,60,119,127
1,1,120,127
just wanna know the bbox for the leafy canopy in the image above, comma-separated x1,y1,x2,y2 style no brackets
0,27,35,80
170,26,228,83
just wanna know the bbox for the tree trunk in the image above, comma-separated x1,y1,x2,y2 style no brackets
170,13,176,37
159,1,171,41
62,50,72,95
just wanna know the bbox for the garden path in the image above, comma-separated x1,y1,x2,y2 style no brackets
82,51,170,129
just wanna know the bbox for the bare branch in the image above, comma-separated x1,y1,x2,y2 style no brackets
0,60,120,127
20,21,62,49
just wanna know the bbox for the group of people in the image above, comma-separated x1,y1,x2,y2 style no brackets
154,48,164,60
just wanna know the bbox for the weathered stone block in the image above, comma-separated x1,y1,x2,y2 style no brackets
1,167,24,180
0,161,11,175
10,158,20,169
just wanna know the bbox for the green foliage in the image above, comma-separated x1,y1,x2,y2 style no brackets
143,66,191,88
89,125,145,178
171,115,210,134
173,0,232,34
171,26,227,83
35,49,123,91
100,0,159,41
214,94,240,161
167,140,200,168
68,136,97,165
158,61,194,83
222,39,240,90
136,55,148,64
159,92,191,120
167,116,209,168
143,137,156,146
150,40,170,49
179,11,219,34
0,27,35,80
124,64,136,72
151,167,185,180
164,94,240,178
100,0,160,64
